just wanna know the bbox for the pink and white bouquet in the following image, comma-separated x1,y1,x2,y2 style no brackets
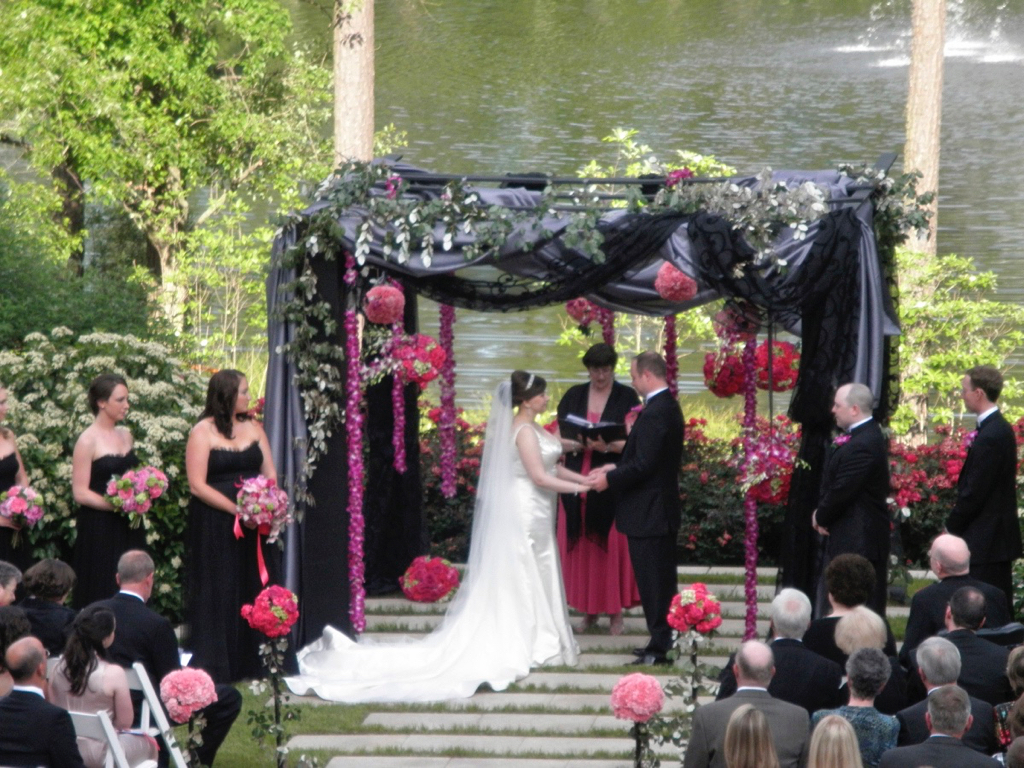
106,466,169,528
236,476,291,543
159,668,218,724
668,582,723,635
0,485,44,546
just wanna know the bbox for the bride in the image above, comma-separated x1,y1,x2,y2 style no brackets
285,370,592,702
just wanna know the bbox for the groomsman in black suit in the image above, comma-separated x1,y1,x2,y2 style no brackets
94,550,241,767
591,351,683,666
812,382,891,616
0,636,85,768
946,365,1021,609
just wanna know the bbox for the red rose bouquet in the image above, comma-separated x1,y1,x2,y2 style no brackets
400,555,460,603
754,340,799,391
392,333,447,388
241,584,300,638
105,466,168,528
668,583,723,635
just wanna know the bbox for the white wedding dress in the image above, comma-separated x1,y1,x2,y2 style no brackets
284,382,579,702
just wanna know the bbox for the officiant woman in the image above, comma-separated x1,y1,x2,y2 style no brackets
555,343,641,634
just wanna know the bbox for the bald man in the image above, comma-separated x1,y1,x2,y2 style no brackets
900,534,1010,666
684,640,809,768
0,636,85,768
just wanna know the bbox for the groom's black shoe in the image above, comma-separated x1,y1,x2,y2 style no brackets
632,647,649,657
631,654,671,666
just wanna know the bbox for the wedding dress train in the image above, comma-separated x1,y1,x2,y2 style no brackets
284,382,579,702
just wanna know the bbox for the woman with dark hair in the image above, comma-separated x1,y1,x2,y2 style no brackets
71,373,144,608
185,369,277,683
0,382,33,570
20,558,77,655
0,604,31,697
555,343,641,634
49,605,158,767
285,370,589,702
0,560,20,607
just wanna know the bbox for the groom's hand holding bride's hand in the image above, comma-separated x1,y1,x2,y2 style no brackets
588,464,613,492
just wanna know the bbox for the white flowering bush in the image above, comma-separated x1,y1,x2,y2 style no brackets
0,328,205,620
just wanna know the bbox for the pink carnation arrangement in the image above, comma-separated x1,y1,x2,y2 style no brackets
236,476,292,543
106,466,168,527
392,333,447,388
364,284,406,325
0,485,44,546
241,584,300,638
668,583,723,635
610,672,665,723
400,555,460,603
654,262,698,302
159,668,218,724
565,297,597,329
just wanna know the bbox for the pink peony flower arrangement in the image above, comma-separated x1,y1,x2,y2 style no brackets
159,668,218,724
392,333,447,388
236,476,292,543
668,583,723,635
665,167,694,188
241,584,300,638
400,555,460,602
364,284,406,325
654,262,698,302
0,485,44,545
105,466,168,528
610,673,665,723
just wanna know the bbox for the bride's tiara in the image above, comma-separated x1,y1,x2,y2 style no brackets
526,373,535,390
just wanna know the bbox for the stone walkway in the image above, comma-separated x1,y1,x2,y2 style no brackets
285,566,915,767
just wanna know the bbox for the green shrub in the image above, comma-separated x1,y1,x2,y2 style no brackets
0,328,205,620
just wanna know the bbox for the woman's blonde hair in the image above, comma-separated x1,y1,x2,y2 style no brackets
808,714,863,768
723,703,780,768
835,605,886,654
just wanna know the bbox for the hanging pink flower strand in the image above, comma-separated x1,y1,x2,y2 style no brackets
597,306,615,346
663,314,678,399
343,254,367,632
387,284,408,474
438,304,458,498
740,336,760,640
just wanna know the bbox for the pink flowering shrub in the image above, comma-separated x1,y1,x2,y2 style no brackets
159,668,217,724
610,673,665,722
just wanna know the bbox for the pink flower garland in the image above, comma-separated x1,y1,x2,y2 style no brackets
740,336,759,640
344,254,366,632
664,314,678,398
597,306,615,345
438,304,458,498
389,284,407,474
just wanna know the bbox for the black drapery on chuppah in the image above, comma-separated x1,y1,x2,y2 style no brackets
266,159,901,637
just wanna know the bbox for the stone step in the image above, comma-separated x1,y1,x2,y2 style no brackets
363,712,626,734
512,671,679,692
284,691,714,712
361,630,746,654
324,759,648,768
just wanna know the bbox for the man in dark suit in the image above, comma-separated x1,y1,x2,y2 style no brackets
591,351,683,666
0,636,85,768
946,365,1021,609
93,550,241,767
879,685,1000,767
900,534,1010,666
812,382,891,616
716,588,844,715
907,587,1012,707
684,640,809,768
897,636,998,754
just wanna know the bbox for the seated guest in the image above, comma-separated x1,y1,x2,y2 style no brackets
900,534,1010,666
718,588,844,715
878,684,1000,767
908,587,1013,707
813,647,899,767
0,605,30,697
20,558,77,655
0,636,85,768
723,703,780,768
807,714,863,768
1007,736,1024,768
835,606,907,715
49,606,158,768
0,560,21,607
684,640,810,768
803,554,898,667
995,647,1024,749
94,550,241,767
896,637,997,754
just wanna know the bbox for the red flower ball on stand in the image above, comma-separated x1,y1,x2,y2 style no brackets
668,583,723,635
754,340,799,391
241,584,300,638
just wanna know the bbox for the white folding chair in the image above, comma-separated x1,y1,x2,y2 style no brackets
124,663,189,768
69,709,157,768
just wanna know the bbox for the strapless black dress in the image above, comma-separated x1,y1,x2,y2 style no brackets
72,451,147,608
0,451,32,570
185,441,282,683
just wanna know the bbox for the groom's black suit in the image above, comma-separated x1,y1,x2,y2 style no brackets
607,388,683,659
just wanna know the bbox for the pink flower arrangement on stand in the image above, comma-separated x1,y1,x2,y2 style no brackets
105,466,168,529
159,667,218,765
438,304,458,498
399,555,460,602
344,254,367,633
0,485,44,547
611,673,665,768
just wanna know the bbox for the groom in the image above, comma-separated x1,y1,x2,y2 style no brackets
591,351,683,665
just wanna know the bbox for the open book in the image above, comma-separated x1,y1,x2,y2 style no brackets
559,413,627,443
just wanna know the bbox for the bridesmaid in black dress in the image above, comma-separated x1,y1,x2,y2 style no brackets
185,369,278,683
71,374,146,609
0,384,32,572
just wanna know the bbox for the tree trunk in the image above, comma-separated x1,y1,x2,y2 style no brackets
52,161,85,273
333,0,375,164
904,0,945,255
